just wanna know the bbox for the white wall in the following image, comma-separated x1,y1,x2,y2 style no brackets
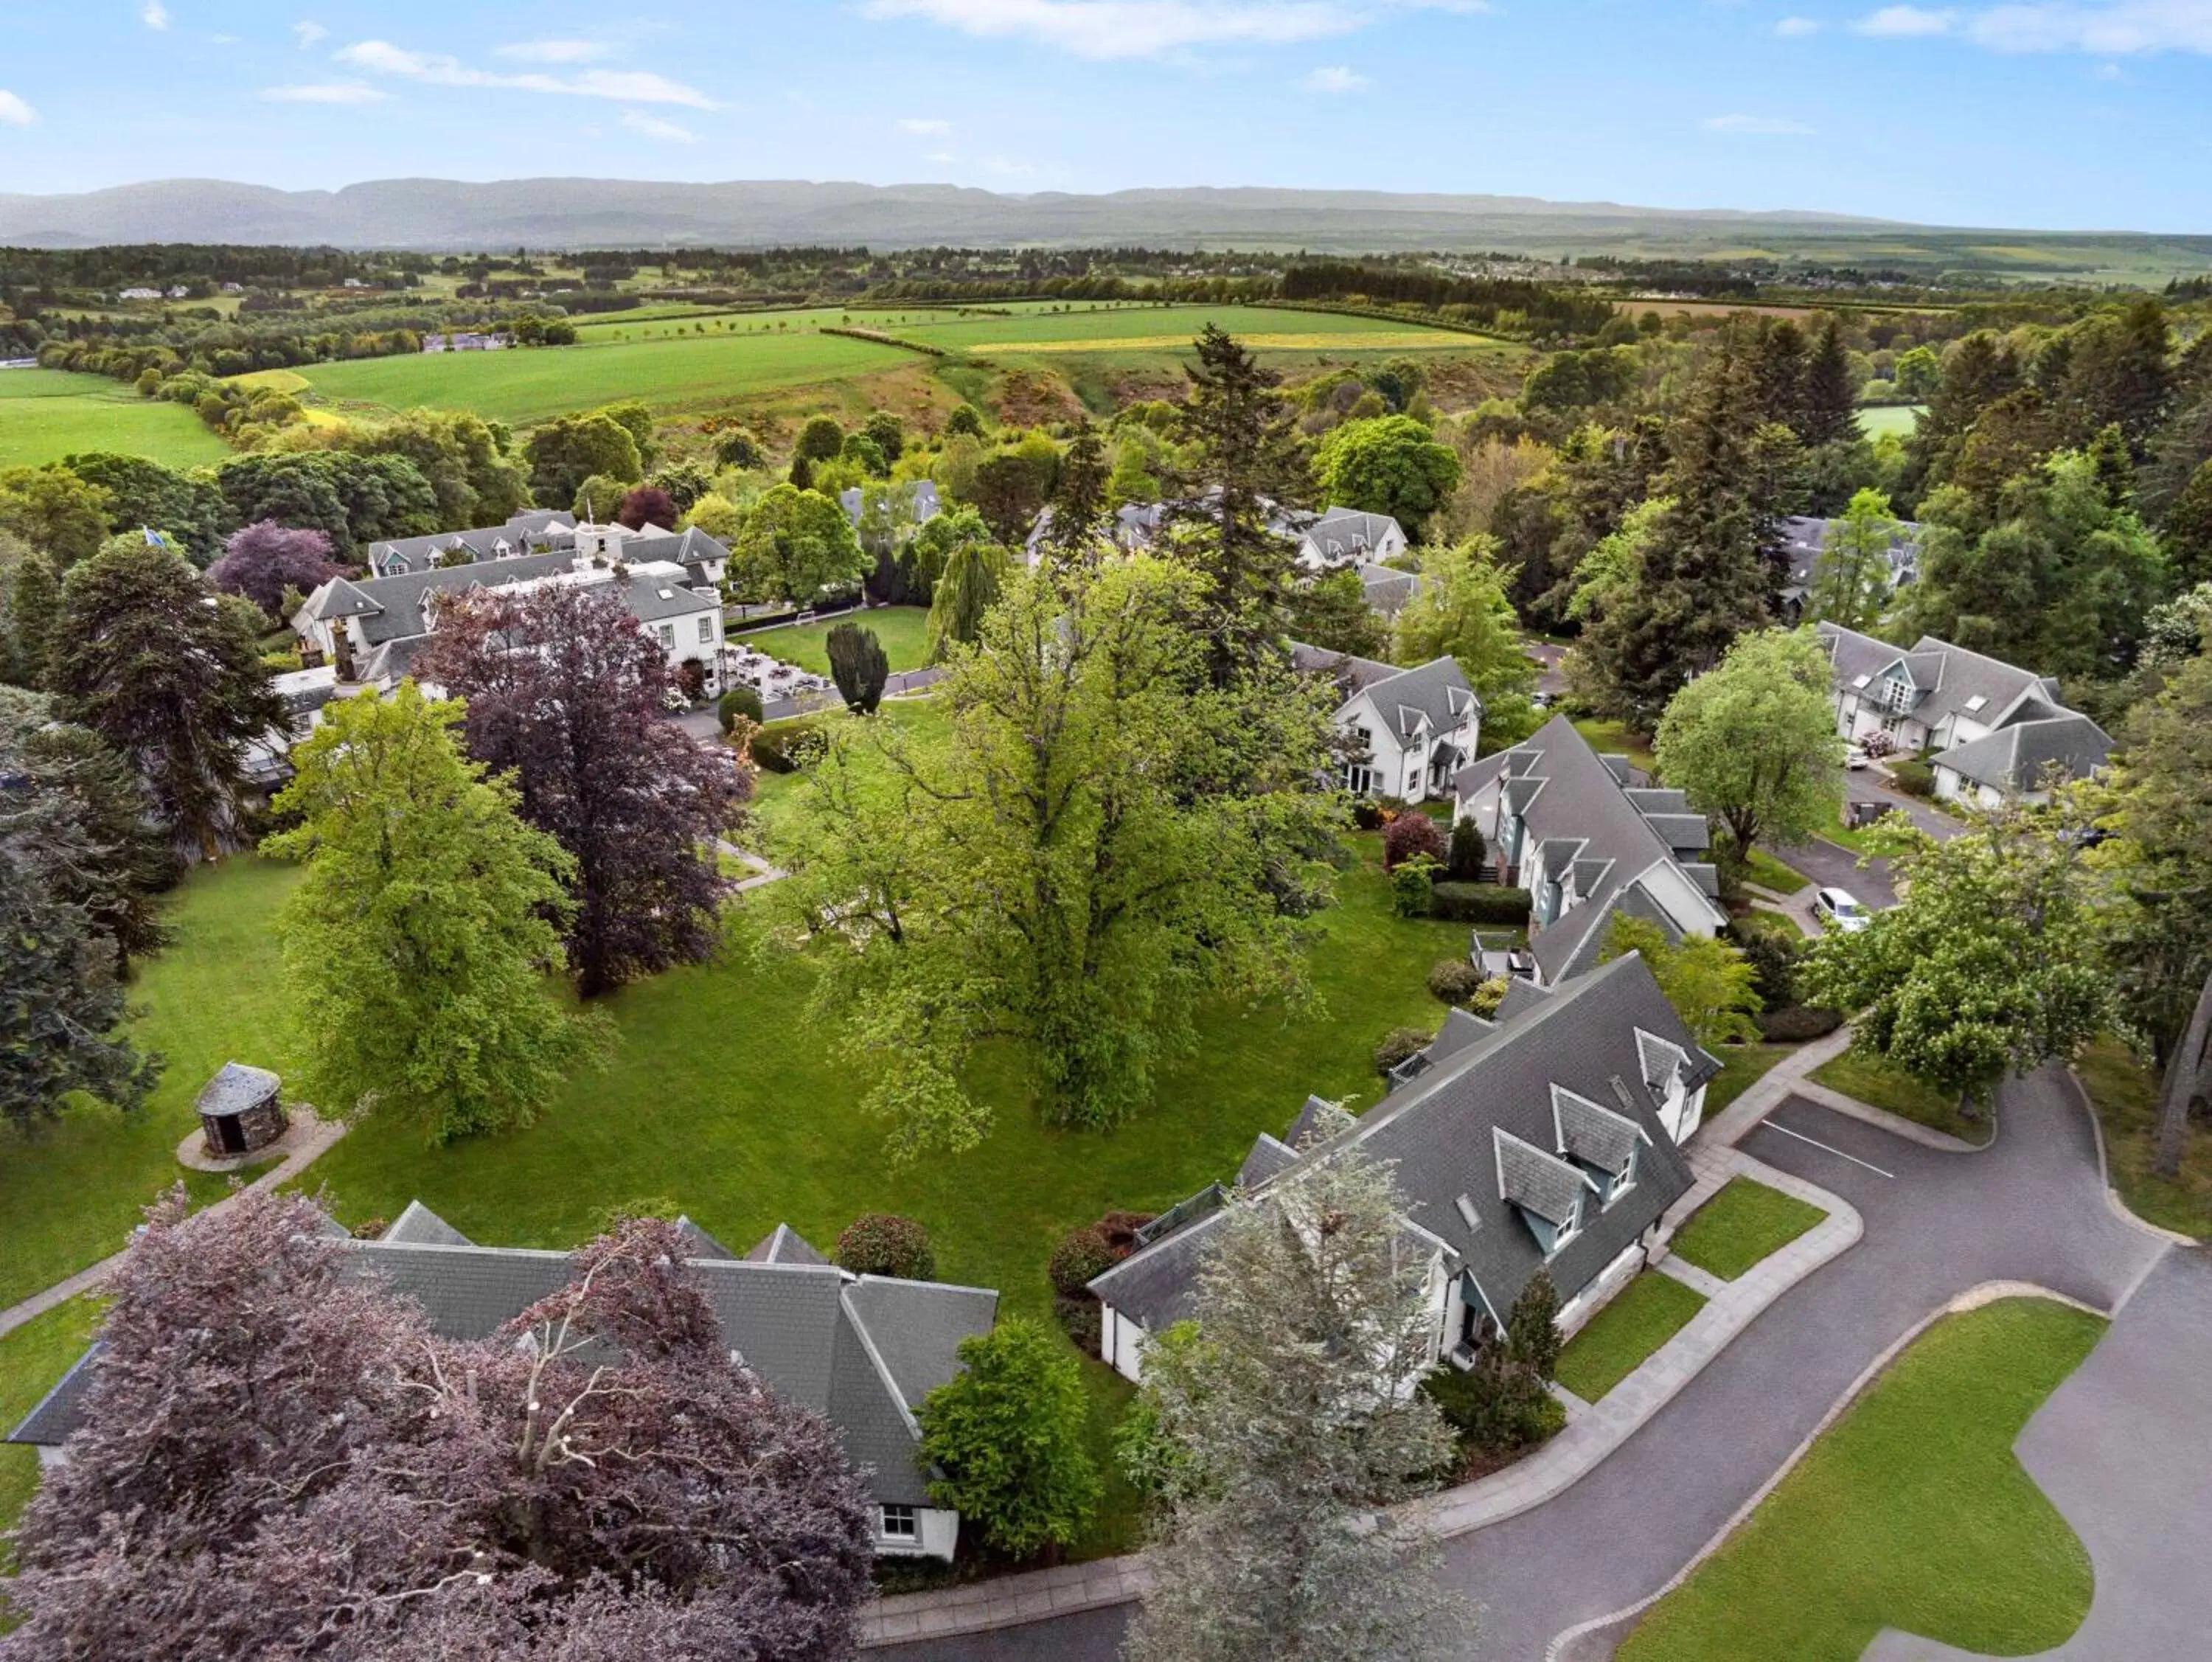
1100,1304,1148,1383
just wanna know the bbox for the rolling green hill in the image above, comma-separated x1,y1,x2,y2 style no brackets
0,368,234,470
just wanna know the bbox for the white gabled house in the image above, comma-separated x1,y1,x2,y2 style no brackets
1293,644,1481,802
1818,623,2112,805
1293,506,1409,571
1090,953,1719,1384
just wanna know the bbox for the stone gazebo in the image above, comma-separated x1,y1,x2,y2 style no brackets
195,1063,288,1158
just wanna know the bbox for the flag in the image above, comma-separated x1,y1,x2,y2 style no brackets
142,526,169,548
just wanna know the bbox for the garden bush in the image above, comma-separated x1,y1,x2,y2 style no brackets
1427,958,1486,1005
1054,1295,1102,1357
1382,811,1447,871
835,1212,936,1280
1048,1225,1121,1298
717,685,764,732
1469,976,1510,1018
749,722,829,773
1350,797,1385,831
1420,1357,1565,1460
1391,857,1439,918
1430,883,1533,925
1374,1026,1432,1077
1096,1210,1155,1251
1446,816,1487,880
1889,757,1936,799
1756,1004,1846,1042
1731,927,1803,1010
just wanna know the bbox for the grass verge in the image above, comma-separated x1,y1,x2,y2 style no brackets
1669,1178,1826,1282
1554,1272,1707,1402
1811,1051,1992,1146
2073,1037,2210,1241
1618,1298,2101,1662
0,1296,105,1554
1742,847,1810,896
1702,1043,1795,1119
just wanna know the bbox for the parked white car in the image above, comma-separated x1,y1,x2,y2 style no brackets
1813,886,1872,933
1844,745,1871,771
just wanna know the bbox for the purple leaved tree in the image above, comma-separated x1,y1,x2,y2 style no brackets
421,583,749,997
1,1189,874,1661
206,520,345,619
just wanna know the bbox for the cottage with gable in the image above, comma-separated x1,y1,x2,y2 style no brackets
1293,643,1480,802
1818,623,2111,804
1453,714,1726,987
1293,506,1409,571
8,1205,997,1562
1090,953,1718,1383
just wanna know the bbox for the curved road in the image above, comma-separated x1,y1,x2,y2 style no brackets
878,1068,2167,1662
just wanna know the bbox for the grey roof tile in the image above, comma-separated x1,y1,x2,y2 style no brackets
1239,1133,1298,1187
194,1061,279,1119
1495,1127,1593,1228
380,1200,473,1247
1552,1085,1647,1173
743,1224,830,1265
841,1278,997,1410
5,1342,103,1447
1933,712,2111,793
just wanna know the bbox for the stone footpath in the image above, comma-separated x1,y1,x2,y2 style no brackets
857,1029,1863,1649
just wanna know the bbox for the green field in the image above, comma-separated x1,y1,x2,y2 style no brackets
735,605,934,678
269,303,1503,431
1621,1298,2102,1662
1857,404,1924,439
0,367,234,470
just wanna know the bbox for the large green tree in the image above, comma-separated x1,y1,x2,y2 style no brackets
916,1319,1101,1561
1808,487,1904,630
1655,625,1841,867
63,452,231,565
524,409,644,510
1121,1147,1469,1662
1313,415,1461,543
344,408,529,532
268,682,609,1143
1391,539,1540,747
924,527,1013,661
1166,326,1311,689
0,465,112,569
48,538,283,859
1602,916,1763,1048
727,484,869,604
1801,803,2109,1119
771,554,1342,1152
1282,568,1388,661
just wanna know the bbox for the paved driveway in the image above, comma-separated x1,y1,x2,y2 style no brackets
1773,835,1898,911
874,1070,2166,1662
1863,1247,2212,1662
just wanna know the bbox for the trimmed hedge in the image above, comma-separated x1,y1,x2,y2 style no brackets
1756,1004,1845,1042
1889,757,1936,799
835,1213,936,1280
1431,883,1533,925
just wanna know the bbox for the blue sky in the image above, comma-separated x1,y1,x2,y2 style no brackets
1,1,2207,232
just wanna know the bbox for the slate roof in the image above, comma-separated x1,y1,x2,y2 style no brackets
12,1214,995,1508
4,1343,102,1447
1238,1133,1299,1187
1778,515,1919,603
1818,623,2066,737
838,481,942,526
194,1061,279,1119
1457,714,1727,985
1357,561,1420,616
1553,1085,1648,1174
621,526,733,573
1289,641,1400,695
307,550,578,648
366,520,571,577
1354,656,1481,743
1091,953,1708,1333
745,1224,830,1266
1933,712,2111,793
1297,507,1405,566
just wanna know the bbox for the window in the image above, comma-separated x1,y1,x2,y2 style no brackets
697,616,714,644
658,623,675,648
880,1504,919,1543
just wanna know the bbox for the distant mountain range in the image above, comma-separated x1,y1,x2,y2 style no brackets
0,177,1908,253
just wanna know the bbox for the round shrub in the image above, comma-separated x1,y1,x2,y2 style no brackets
835,1213,936,1280
1054,1295,1102,1357
1382,811,1447,871
749,722,829,774
1096,1210,1155,1252
1427,958,1486,1005
1049,1225,1121,1298
717,685,765,733
1468,976,1510,1019
1350,798,1385,831
350,1217,389,1241
1374,1026,1431,1077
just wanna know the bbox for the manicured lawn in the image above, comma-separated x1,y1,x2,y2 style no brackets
0,366,234,470
1742,846,1809,896
743,695,956,844
1571,717,1657,775
0,857,305,1312
736,606,933,677
1703,1043,1794,1118
0,1296,105,1554
1619,1297,2102,1662
1856,403,1924,439
2074,1037,2211,1241
1669,1178,1826,1282
5,813,1468,1558
1812,1051,1992,1147
1554,1272,1707,1402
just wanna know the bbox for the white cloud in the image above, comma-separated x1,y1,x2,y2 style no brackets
1775,14,1823,33
141,0,170,29
900,116,955,133
2095,56,2126,72
1852,1,2212,52
260,81,392,103
860,0,1488,61
1299,63,1371,89
1854,4,1957,32
1703,111,1816,132
621,108,698,142
0,89,38,126
335,40,716,105
293,20,327,48
495,39,613,63
926,148,958,161
982,154,1039,175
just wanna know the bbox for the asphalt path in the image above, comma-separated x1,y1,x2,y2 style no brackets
1774,835,1898,910
873,1068,2166,1662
